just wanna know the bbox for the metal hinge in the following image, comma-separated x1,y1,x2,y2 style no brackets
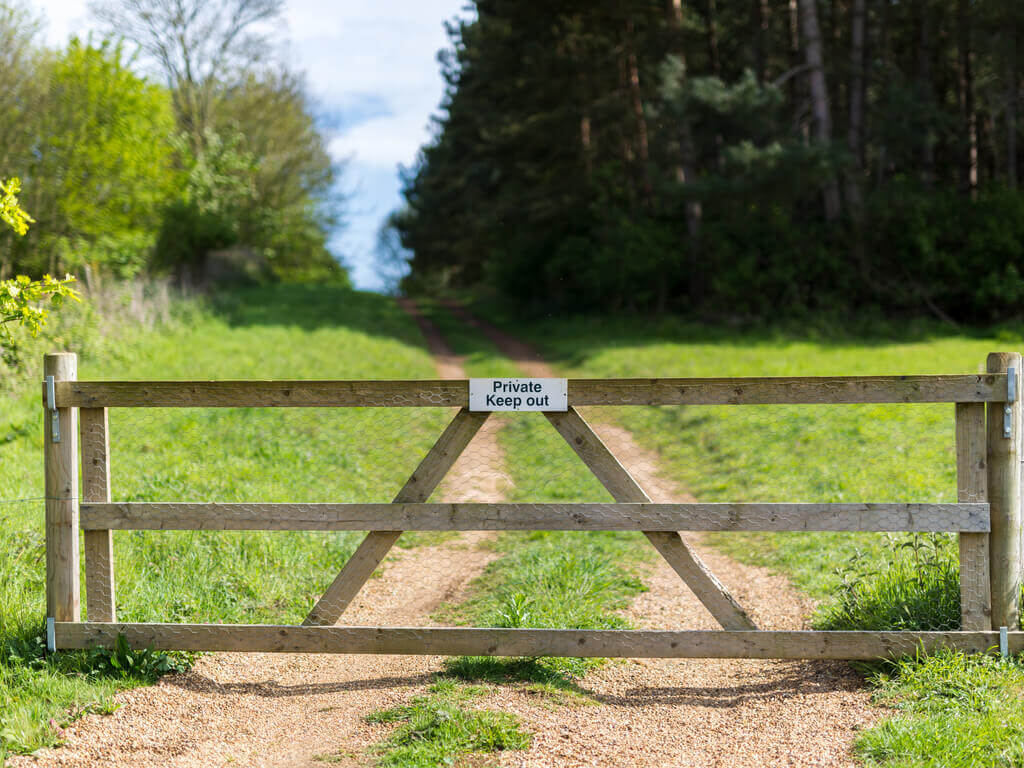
45,375,59,443
1004,367,1017,438
46,617,55,653
1001,625,1009,657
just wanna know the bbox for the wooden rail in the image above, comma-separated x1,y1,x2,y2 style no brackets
55,623,1024,660
42,351,1023,658
48,374,1006,408
80,502,990,533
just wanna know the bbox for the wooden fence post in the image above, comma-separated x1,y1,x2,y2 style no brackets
987,352,1022,630
44,352,79,622
956,402,991,630
81,407,115,622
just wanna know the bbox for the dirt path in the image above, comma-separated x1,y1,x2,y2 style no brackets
12,303,508,768
440,301,881,767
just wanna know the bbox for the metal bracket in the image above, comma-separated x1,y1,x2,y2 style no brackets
46,617,56,653
45,375,59,443
1004,368,1016,438
1000,625,1009,658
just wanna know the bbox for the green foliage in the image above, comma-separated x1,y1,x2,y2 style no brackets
26,38,177,277
154,130,255,272
855,651,1024,767
0,178,32,235
0,17,346,283
0,274,80,364
814,535,960,632
394,1,1024,323
365,680,530,767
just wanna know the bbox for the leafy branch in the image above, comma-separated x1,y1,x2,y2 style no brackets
1,177,81,365
1,177,34,235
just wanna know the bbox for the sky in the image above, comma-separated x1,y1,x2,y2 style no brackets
33,0,469,291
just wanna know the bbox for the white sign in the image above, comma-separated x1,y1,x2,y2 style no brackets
469,378,568,412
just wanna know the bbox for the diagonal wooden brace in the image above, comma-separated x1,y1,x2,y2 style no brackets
303,408,489,625
545,407,757,631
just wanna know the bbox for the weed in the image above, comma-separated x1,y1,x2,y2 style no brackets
365,680,530,768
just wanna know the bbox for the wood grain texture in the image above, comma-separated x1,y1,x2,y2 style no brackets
44,353,79,622
81,408,115,623
50,374,1007,408
55,622,1024,659
303,408,489,626
546,407,758,630
987,353,1022,629
956,402,991,631
81,501,990,533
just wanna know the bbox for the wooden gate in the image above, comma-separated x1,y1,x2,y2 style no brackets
43,351,1024,659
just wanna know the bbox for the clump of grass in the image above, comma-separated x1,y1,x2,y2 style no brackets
814,534,959,632
443,531,649,683
365,678,530,767
856,650,1024,767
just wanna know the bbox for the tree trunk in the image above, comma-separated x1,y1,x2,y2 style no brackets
790,0,809,142
666,0,703,238
916,0,935,185
623,17,653,207
845,0,866,210
705,0,722,77
752,0,770,83
799,0,842,219
957,0,978,196
1007,21,1019,189
875,0,890,184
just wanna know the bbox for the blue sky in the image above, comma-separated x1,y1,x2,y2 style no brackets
33,0,468,290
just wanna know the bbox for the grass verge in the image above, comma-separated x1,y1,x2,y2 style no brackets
856,651,1024,767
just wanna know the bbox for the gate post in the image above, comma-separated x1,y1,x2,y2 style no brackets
987,352,1022,630
44,352,79,622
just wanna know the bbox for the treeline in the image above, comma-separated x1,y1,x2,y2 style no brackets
0,0,346,284
392,0,1024,322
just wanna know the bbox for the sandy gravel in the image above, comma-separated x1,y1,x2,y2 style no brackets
12,300,880,767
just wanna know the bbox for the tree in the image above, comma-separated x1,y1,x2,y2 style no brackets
90,0,285,154
22,38,177,276
798,0,840,219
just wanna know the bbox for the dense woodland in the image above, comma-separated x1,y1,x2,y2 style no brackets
0,0,346,284
391,0,1024,321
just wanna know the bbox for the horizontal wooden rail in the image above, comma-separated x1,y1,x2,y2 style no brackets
80,502,990,533
48,374,1007,408
55,623,1022,659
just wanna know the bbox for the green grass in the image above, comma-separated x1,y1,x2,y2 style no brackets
814,534,960,632
0,284,447,758
856,651,1024,767
497,312,1023,598
365,678,530,767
